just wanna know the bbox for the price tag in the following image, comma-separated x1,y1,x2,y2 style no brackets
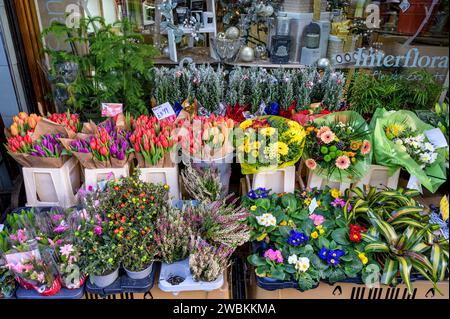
425,128,448,149
0,224,4,232
309,198,319,214
407,175,423,193
152,102,176,120
101,103,123,117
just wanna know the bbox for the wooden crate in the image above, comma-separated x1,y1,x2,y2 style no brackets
23,157,81,208
353,165,400,190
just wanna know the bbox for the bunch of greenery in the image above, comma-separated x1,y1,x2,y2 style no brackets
348,71,442,116
43,16,157,120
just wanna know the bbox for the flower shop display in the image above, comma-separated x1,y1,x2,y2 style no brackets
78,171,170,287
157,197,250,292
237,116,306,174
0,263,16,298
244,187,372,291
303,111,372,186
371,108,446,193
346,186,449,295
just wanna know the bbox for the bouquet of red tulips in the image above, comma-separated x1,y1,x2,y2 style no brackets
130,115,180,167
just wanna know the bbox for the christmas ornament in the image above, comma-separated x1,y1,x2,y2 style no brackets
162,46,170,58
217,32,227,40
262,4,274,17
317,58,331,70
225,26,240,40
240,46,255,62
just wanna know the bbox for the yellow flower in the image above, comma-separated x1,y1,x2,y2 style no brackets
279,220,287,226
251,149,259,158
387,123,406,137
304,198,312,205
319,228,325,235
358,252,369,265
276,142,289,156
260,127,276,136
287,120,299,129
331,189,341,199
256,233,267,241
311,231,319,239
350,141,362,151
317,200,321,207
244,140,251,153
316,225,323,230
164,184,170,189
240,120,253,130
251,141,261,149
250,205,257,211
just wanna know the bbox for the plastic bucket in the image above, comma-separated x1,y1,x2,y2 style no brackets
124,263,154,280
182,152,234,197
398,0,439,34
92,267,119,288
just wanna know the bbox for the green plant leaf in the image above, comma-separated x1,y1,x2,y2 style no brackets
381,257,399,285
331,228,350,245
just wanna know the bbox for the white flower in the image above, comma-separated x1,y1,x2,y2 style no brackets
424,142,435,152
416,134,425,142
288,254,298,265
419,152,431,163
295,257,310,272
256,213,277,227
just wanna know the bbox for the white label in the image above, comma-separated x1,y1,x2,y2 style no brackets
407,175,423,193
425,128,448,149
152,102,176,120
399,0,410,13
0,224,3,232
309,198,319,214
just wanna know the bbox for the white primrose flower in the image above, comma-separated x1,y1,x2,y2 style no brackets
256,213,277,227
295,257,310,272
288,254,298,265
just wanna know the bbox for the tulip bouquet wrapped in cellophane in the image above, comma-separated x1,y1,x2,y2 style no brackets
237,116,306,174
303,111,372,183
370,108,446,193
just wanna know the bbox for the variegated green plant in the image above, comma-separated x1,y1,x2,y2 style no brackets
363,210,448,295
344,187,431,231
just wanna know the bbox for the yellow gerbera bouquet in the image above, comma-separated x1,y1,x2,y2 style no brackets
237,116,306,174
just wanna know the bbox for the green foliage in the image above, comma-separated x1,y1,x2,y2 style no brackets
43,16,157,120
348,71,443,116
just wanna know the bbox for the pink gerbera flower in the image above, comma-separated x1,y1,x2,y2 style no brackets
361,140,371,155
317,126,331,137
320,131,336,144
305,158,317,170
335,155,351,170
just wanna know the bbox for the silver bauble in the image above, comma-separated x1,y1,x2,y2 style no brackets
240,46,255,62
317,58,331,70
162,46,170,57
225,26,240,40
262,5,274,17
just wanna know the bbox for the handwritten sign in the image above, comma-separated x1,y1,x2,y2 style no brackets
152,102,176,120
425,128,448,149
101,103,123,117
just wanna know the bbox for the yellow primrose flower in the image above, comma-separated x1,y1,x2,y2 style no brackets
256,233,267,241
331,188,341,199
319,228,325,235
250,205,257,211
317,200,321,206
358,252,369,265
279,220,288,226
164,184,169,189
311,231,319,239
304,198,312,205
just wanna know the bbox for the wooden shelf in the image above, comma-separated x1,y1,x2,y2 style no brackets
154,47,218,65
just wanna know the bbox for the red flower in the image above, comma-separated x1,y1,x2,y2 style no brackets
349,224,365,243
349,231,362,243
99,146,108,156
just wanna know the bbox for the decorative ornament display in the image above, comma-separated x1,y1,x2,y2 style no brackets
225,26,240,40
240,46,255,62
255,45,268,60
261,4,274,17
217,32,227,40
162,46,170,58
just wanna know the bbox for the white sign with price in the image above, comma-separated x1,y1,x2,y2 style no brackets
152,102,176,120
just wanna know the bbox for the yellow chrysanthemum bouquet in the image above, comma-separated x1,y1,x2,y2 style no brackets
237,116,306,174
